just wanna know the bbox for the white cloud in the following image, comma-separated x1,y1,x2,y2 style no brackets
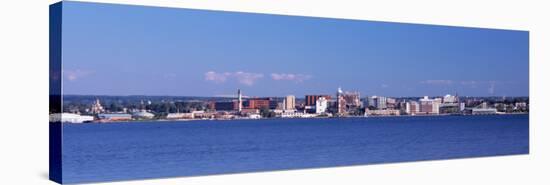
64,69,93,81
204,71,264,86
234,71,264,86
381,84,389,88
271,73,312,83
204,71,228,83
420,80,453,85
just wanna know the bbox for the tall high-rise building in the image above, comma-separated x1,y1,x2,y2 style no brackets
337,87,346,114
378,96,387,109
405,101,419,115
284,95,296,110
366,96,375,107
316,97,328,114
305,95,331,106
237,89,242,112
342,91,361,107
367,96,387,109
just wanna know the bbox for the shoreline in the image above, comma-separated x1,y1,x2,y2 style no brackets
59,112,529,124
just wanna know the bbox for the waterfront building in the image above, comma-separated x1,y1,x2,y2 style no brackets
398,101,407,114
366,96,375,107
239,108,262,118
342,91,361,107
438,94,460,114
471,108,498,115
240,108,260,115
419,96,440,114
166,113,194,119
468,102,498,115
131,111,155,119
367,96,387,110
365,109,401,116
386,98,396,105
280,111,316,118
479,102,489,109
316,97,328,114
97,113,132,121
49,113,94,123
284,95,296,110
405,101,420,115
193,111,215,119
376,96,387,109
214,112,235,119
305,95,331,106
386,98,397,109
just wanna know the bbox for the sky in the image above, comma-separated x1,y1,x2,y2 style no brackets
61,1,529,98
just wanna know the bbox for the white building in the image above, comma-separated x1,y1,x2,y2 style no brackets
365,109,401,116
247,114,261,119
460,102,466,111
367,96,387,109
237,89,243,112
280,112,316,118
166,113,194,119
443,94,458,103
49,113,94,123
131,111,155,119
316,97,328,114
472,108,498,115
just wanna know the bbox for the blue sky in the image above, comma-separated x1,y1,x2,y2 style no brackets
61,1,529,97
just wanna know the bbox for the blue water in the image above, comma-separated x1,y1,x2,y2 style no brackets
62,114,529,183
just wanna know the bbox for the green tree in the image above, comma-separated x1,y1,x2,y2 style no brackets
260,107,275,118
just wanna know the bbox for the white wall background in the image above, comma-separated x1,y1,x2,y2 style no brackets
0,0,548,184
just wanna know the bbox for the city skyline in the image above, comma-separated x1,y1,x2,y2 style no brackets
62,2,529,97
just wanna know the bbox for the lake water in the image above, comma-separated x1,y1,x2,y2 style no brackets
62,114,529,183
